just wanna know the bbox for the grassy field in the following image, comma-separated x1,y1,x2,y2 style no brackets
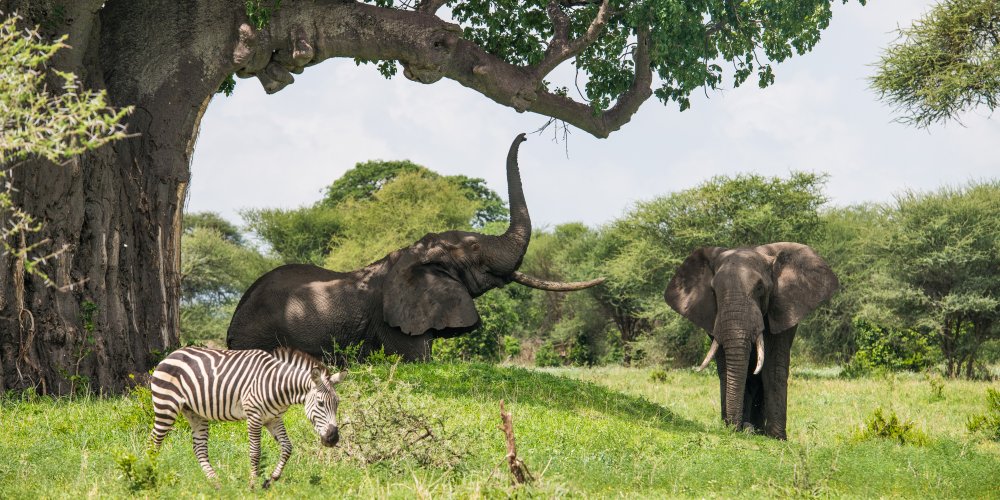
1,363,998,498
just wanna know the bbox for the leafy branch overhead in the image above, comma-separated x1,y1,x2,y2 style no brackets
230,0,863,137
872,0,1000,127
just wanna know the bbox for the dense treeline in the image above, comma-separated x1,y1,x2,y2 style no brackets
182,162,999,378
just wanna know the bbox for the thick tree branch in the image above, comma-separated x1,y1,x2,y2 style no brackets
230,1,651,138
531,0,611,79
416,0,448,15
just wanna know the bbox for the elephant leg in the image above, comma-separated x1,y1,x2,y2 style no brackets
714,342,728,423
761,326,796,439
742,369,765,433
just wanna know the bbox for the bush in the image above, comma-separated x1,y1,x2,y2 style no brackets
854,407,928,446
502,335,521,360
534,342,562,367
842,319,937,377
966,388,1000,441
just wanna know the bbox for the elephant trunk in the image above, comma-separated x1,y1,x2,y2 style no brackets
485,134,604,292
492,133,531,274
722,334,752,428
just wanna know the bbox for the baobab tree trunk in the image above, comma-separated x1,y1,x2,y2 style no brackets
0,1,220,394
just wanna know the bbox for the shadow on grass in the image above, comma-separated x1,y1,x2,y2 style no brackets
392,362,702,433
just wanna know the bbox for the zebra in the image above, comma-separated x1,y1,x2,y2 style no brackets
148,346,347,488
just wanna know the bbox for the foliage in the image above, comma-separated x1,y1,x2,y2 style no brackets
966,388,1000,441
250,160,507,265
180,225,275,307
854,407,928,446
114,452,163,492
881,182,1000,378
320,159,508,228
447,0,863,112
534,342,562,367
797,204,892,363
334,366,467,470
841,319,938,377
0,14,130,287
872,0,1000,127
179,212,276,344
434,287,521,363
324,172,479,270
0,15,131,166
243,204,343,265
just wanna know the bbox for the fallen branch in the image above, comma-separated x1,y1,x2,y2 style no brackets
498,400,533,485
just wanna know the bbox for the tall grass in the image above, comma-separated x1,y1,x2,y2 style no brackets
1,364,997,497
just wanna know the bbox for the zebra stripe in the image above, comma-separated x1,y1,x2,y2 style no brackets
148,346,346,488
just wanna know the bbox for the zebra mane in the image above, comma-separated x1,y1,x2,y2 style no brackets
271,347,325,373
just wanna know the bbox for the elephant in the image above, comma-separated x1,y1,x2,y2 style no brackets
664,243,837,439
226,134,603,361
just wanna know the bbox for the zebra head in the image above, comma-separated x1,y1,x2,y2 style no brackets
304,367,347,447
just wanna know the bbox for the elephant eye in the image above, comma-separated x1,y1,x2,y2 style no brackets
471,242,481,251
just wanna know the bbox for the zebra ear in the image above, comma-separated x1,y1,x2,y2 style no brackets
310,366,327,385
329,370,348,385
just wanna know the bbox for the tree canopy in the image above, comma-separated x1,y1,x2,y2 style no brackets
872,0,1000,127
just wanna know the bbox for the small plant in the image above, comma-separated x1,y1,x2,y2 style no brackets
649,369,669,383
966,388,1000,441
924,372,945,402
115,452,160,492
336,370,467,470
365,347,403,366
855,407,928,446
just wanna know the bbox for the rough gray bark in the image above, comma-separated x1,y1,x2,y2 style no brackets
1,0,651,394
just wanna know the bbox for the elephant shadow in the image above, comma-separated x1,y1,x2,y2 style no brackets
398,363,702,433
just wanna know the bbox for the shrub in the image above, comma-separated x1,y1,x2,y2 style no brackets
502,335,521,360
534,342,562,367
854,407,928,446
115,452,161,492
842,319,937,377
966,388,1000,441
649,369,669,383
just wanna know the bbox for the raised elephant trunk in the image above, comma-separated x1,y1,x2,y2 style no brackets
489,134,604,291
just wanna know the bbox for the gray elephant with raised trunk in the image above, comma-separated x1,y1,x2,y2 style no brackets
227,134,602,361
664,243,837,439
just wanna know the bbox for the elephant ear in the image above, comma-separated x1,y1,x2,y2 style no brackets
757,242,839,333
664,247,728,333
383,251,481,337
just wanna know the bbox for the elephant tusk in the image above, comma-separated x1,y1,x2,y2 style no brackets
753,332,765,375
511,271,605,291
696,339,720,371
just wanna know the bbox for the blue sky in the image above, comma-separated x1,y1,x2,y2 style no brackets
189,1,998,228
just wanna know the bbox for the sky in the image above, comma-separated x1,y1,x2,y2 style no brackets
188,1,998,229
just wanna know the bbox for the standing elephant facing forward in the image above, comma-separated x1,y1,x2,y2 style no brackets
227,134,603,362
665,243,837,439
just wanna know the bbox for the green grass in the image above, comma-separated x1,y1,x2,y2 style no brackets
1,364,998,497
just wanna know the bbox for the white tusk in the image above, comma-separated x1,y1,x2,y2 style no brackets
696,339,720,371
753,332,765,375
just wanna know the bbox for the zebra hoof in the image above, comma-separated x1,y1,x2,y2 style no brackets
262,478,272,489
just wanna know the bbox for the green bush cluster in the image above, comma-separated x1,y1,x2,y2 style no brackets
966,388,1000,441
854,407,928,446
842,319,937,377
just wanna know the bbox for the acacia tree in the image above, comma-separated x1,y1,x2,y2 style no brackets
2,0,858,393
872,0,999,127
